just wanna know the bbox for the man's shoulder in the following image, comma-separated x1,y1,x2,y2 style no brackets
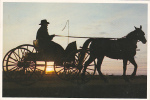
37,27,45,32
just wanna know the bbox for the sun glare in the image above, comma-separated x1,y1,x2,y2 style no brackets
46,67,53,72
45,62,54,74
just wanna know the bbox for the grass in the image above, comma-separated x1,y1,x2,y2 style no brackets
3,74,147,98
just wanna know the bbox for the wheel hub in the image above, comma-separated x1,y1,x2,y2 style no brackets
17,61,30,68
64,61,76,68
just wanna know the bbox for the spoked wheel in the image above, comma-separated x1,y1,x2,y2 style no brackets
71,49,96,84
3,44,45,85
54,56,79,81
54,49,96,84
3,50,12,78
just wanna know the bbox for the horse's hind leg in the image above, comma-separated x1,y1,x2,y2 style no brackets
123,59,129,82
96,56,108,82
82,56,95,75
97,56,104,76
129,57,137,79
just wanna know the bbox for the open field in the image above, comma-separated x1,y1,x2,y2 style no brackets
3,74,147,98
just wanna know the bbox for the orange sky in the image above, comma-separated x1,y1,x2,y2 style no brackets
2,2,148,75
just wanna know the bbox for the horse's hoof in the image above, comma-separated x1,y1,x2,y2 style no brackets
81,73,85,77
131,73,136,76
104,78,109,83
122,75,130,82
100,76,109,83
130,75,135,80
125,78,130,82
124,78,130,82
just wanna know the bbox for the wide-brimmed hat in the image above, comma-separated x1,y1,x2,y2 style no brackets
39,19,50,25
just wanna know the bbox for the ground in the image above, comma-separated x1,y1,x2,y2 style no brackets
3,74,147,98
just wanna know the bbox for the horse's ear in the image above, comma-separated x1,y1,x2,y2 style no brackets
140,25,142,29
134,26,137,30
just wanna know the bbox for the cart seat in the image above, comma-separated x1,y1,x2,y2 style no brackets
32,40,64,62
33,39,41,51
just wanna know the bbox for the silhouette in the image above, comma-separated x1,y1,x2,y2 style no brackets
81,26,147,81
36,19,65,60
36,19,55,54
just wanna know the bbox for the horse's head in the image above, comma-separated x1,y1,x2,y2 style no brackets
134,25,147,44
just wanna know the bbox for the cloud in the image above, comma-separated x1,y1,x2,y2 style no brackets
99,32,108,35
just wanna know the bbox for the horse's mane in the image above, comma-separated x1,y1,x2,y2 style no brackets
125,30,137,39
118,30,136,41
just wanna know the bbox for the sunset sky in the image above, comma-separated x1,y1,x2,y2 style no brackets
2,1,148,75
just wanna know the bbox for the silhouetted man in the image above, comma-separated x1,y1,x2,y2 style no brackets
36,19,55,53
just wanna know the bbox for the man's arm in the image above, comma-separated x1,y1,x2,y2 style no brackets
49,34,55,41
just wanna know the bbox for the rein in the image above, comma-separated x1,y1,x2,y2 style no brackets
54,35,118,39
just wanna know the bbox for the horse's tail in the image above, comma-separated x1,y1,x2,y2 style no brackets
82,38,93,49
78,38,94,70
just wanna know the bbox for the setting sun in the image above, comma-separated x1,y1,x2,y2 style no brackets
46,66,54,74
46,67,53,72
45,62,54,74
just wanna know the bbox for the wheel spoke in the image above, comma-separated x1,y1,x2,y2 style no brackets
18,49,19,58
75,59,79,64
9,56,18,62
36,64,46,66
7,64,16,66
8,66,18,71
56,68,64,74
70,69,77,73
20,49,23,56
12,52,19,61
13,51,22,61
8,67,19,72
21,49,26,56
35,68,44,72
86,68,94,70
32,48,35,53
27,46,28,50
55,66,64,68
87,64,94,66
29,67,35,72
7,60,16,64
83,53,89,63
75,55,80,60
86,71,91,75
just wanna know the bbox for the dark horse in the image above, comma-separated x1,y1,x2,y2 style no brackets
82,26,147,81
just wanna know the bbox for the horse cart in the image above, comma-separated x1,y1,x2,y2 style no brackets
3,39,96,85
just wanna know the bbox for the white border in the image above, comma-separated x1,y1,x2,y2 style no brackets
0,0,150,3
147,1,150,100
0,0,3,100
0,0,149,100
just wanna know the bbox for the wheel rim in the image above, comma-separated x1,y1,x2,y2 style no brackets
72,50,96,84
4,44,44,85
54,59,79,81
54,50,96,84
6,48,35,81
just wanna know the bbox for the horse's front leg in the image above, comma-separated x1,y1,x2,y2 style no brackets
123,59,127,76
129,57,137,78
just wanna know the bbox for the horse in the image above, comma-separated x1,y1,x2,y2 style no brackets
81,25,147,81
